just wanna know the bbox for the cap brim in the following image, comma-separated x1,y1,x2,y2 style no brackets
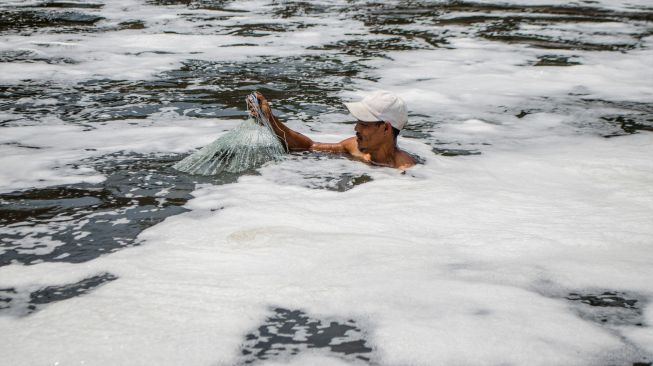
344,101,380,122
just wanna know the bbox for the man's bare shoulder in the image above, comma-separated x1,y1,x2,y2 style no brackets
395,149,416,170
340,136,357,152
340,137,372,162
340,137,415,169
312,136,414,170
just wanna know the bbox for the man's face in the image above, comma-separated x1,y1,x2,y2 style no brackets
355,121,385,152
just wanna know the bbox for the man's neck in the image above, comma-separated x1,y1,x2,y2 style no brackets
369,143,398,167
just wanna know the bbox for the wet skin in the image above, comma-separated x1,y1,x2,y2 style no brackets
255,92,415,170
355,121,386,153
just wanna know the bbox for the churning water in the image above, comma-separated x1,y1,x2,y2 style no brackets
1,0,652,365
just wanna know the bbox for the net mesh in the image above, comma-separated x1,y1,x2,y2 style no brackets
173,94,286,175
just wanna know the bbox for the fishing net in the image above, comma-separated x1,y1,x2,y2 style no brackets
173,93,286,175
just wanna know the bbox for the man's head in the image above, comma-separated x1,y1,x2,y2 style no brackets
353,121,398,152
344,90,407,151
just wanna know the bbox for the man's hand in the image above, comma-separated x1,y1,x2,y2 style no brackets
254,92,275,123
247,91,313,151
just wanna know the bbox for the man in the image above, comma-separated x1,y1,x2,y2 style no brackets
255,90,416,170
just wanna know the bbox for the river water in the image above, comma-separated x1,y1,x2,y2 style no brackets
1,1,652,365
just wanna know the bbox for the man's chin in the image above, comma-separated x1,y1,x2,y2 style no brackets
357,141,367,152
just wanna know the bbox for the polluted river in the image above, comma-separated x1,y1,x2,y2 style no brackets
0,0,652,365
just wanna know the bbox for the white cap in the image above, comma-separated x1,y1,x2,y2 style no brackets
344,90,408,130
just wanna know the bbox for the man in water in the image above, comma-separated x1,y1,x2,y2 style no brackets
255,90,416,170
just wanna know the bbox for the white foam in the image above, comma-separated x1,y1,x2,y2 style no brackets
260,353,360,366
0,116,239,193
621,303,653,353
0,226,65,256
2,131,652,365
0,0,361,83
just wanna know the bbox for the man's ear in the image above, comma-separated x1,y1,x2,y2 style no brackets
383,122,391,134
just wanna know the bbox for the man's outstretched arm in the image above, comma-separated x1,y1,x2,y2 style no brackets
256,92,312,151
256,92,352,154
